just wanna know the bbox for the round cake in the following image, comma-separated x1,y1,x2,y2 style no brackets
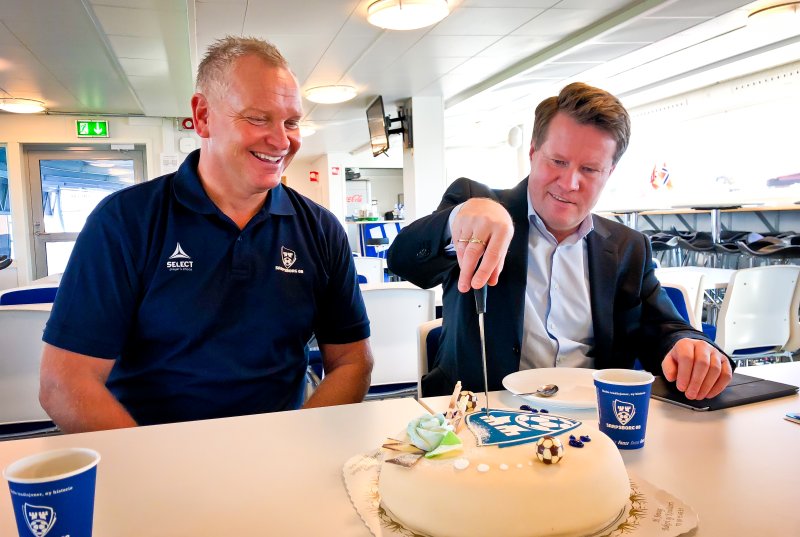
378,413,630,537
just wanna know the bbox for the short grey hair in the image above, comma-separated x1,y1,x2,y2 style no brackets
196,35,290,97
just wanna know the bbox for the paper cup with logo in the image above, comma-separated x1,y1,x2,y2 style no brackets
593,369,655,450
3,447,100,537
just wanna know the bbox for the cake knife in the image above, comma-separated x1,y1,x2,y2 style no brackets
474,284,490,416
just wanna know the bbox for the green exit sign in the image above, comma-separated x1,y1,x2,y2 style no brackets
76,120,109,138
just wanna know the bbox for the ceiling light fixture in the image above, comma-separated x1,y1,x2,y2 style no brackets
0,97,46,113
367,0,450,31
305,85,358,104
748,2,800,31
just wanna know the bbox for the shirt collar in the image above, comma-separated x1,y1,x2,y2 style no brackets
172,149,296,217
527,189,594,245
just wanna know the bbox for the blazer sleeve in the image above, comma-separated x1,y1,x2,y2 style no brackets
387,178,495,289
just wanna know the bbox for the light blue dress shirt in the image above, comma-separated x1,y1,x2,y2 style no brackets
447,195,595,369
520,192,595,369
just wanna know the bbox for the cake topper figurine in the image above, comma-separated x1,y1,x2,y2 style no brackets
443,381,467,432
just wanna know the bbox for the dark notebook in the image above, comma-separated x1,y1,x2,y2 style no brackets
651,372,799,411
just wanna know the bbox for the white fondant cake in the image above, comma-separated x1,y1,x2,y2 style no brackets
378,413,630,537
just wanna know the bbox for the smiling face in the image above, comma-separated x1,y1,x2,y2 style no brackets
528,112,618,242
192,54,302,201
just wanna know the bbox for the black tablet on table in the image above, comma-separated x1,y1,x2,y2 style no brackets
651,372,798,411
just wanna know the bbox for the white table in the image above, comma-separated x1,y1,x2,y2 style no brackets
422,362,800,537
656,266,736,290
0,398,424,537
2,365,798,536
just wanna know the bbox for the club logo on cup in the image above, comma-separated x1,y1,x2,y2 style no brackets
612,399,636,426
23,503,56,537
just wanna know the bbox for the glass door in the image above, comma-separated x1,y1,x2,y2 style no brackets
28,147,145,279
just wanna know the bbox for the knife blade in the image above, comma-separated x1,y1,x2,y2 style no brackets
474,284,490,416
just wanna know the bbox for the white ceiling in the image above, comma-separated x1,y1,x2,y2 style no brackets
0,0,797,163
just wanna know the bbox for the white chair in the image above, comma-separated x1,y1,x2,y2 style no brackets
417,318,443,399
715,265,800,364
360,284,435,399
782,273,800,355
0,283,59,305
0,304,59,438
661,282,700,330
655,267,705,330
353,256,384,284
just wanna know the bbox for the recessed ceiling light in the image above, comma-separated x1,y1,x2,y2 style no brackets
0,98,46,113
367,0,450,31
305,85,358,104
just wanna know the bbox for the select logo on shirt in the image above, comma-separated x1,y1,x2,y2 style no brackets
166,242,193,271
276,246,304,274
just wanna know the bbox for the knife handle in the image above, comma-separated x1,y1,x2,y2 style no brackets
474,284,487,314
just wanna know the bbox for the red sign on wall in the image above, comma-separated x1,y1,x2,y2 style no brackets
331,166,340,175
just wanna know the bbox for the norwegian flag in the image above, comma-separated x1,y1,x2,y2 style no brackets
650,162,672,190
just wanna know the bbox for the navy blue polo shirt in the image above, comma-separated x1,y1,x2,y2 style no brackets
44,150,369,425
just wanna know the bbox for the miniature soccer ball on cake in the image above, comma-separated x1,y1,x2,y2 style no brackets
378,404,630,537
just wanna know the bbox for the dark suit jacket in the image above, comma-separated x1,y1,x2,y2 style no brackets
388,177,724,397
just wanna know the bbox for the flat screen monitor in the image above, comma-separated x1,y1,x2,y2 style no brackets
366,96,389,157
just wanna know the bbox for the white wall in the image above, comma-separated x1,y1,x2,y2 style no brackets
599,61,800,211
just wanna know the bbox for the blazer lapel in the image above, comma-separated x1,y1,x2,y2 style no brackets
587,216,617,362
495,178,529,367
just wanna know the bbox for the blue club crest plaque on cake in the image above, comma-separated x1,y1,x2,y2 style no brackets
466,410,581,448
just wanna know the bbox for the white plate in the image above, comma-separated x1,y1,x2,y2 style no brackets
502,368,597,409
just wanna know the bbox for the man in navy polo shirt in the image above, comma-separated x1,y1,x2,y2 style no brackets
39,36,373,431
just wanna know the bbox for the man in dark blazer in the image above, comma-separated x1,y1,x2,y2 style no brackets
388,82,733,399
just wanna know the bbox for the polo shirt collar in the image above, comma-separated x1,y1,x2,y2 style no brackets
173,149,296,217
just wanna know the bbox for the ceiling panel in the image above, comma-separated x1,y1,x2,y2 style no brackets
557,0,633,9
430,7,545,35
107,35,169,61
475,34,559,59
1,0,141,113
259,34,338,83
459,0,559,7
555,42,648,63
194,1,247,40
512,8,611,37
525,61,603,78
242,0,356,39
89,0,186,9
408,35,500,58
91,5,171,37
650,0,753,18
0,0,792,163
598,16,706,43
118,58,169,77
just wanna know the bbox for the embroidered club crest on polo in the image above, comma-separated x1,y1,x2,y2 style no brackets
281,246,297,269
23,503,56,537
275,246,304,274
466,410,581,448
612,399,636,426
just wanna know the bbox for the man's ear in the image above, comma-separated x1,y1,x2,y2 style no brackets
191,93,211,139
